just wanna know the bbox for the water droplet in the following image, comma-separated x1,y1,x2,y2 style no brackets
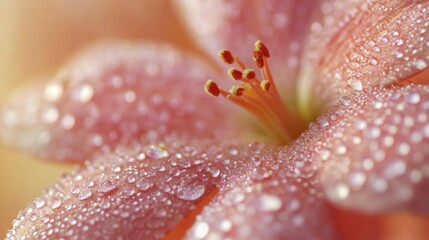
194,222,209,239
413,59,427,70
393,51,403,58
124,90,136,103
145,145,169,160
61,114,76,130
371,177,388,192
211,169,221,178
176,178,206,201
384,160,407,178
34,198,45,208
218,219,232,232
347,79,363,91
78,188,93,201
127,176,136,183
316,115,329,128
349,172,366,188
136,178,152,191
328,183,350,200
98,180,117,194
397,143,410,156
253,194,282,212
44,82,63,102
42,107,59,124
369,58,378,65
73,83,94,103
406,92,421,104
50,198,62,209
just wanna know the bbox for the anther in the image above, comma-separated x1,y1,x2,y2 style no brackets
205,40,306,144
218,49,234,64
230,86,245,96
243,69,256,80
253,50,264,68
228,68,243,80
260,80,271,91
205,80,221,97
255,40,270,58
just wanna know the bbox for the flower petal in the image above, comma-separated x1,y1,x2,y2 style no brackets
187,145,340,239
176,0,320,92
309,85,429,213
299,0,429,115
5,138,267,239
0,42,241,162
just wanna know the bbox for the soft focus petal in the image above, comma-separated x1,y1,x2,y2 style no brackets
176,0,320,94
299,0,429,116
187,144,339,239
309,85,429,213
0,42,241,162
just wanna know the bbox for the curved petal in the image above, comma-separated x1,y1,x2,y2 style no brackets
176,0,321,94
0,42,242,162
308,85,429,213
299,0,429,116
187,145,339,239
5,138,268,239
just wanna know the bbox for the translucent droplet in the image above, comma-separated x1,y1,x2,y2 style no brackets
413,59,427,70
253,194,282,212
44,82,63,102
73,83,94,103
98,180,117,194
176,179,206,201
50,198,62,209
406,92,421,104
124,90,136,103
347,79,363,91
145,145,169,160
61,114,76,130
349,172,366,188
194,222,209,239
316,115,329,128
42,107,59,124
34,198,45,209
328,183,350,200
136,178,152,191
78,188,93,201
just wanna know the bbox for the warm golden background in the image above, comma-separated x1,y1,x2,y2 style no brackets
0,1,199,236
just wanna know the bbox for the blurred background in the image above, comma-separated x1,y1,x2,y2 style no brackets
0,1,198,236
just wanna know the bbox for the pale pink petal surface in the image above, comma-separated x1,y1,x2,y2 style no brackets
299,0,429,114
0,42,242,162
176,0,320,95
308,85,429,213
187,144,338,240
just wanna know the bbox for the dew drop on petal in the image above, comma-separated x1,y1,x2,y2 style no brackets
136,178,152,191
194,221,209,239
98,180,117,194
252,194,282,212
145,145,170,160
50,198,62,209
78,188,93,201
176,179,206,201
34,198,45,209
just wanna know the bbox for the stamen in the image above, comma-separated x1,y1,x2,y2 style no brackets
243,69,256,80
218,49,234,64
228,68,243,81
206,40,306,144
205,80,221,97
260,80,271,91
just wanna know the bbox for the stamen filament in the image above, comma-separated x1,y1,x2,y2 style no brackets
206,40,306,143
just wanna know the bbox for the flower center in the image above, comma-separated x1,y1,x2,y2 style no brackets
205,40,306,144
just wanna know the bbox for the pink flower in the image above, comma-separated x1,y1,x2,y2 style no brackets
2,0,429,239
